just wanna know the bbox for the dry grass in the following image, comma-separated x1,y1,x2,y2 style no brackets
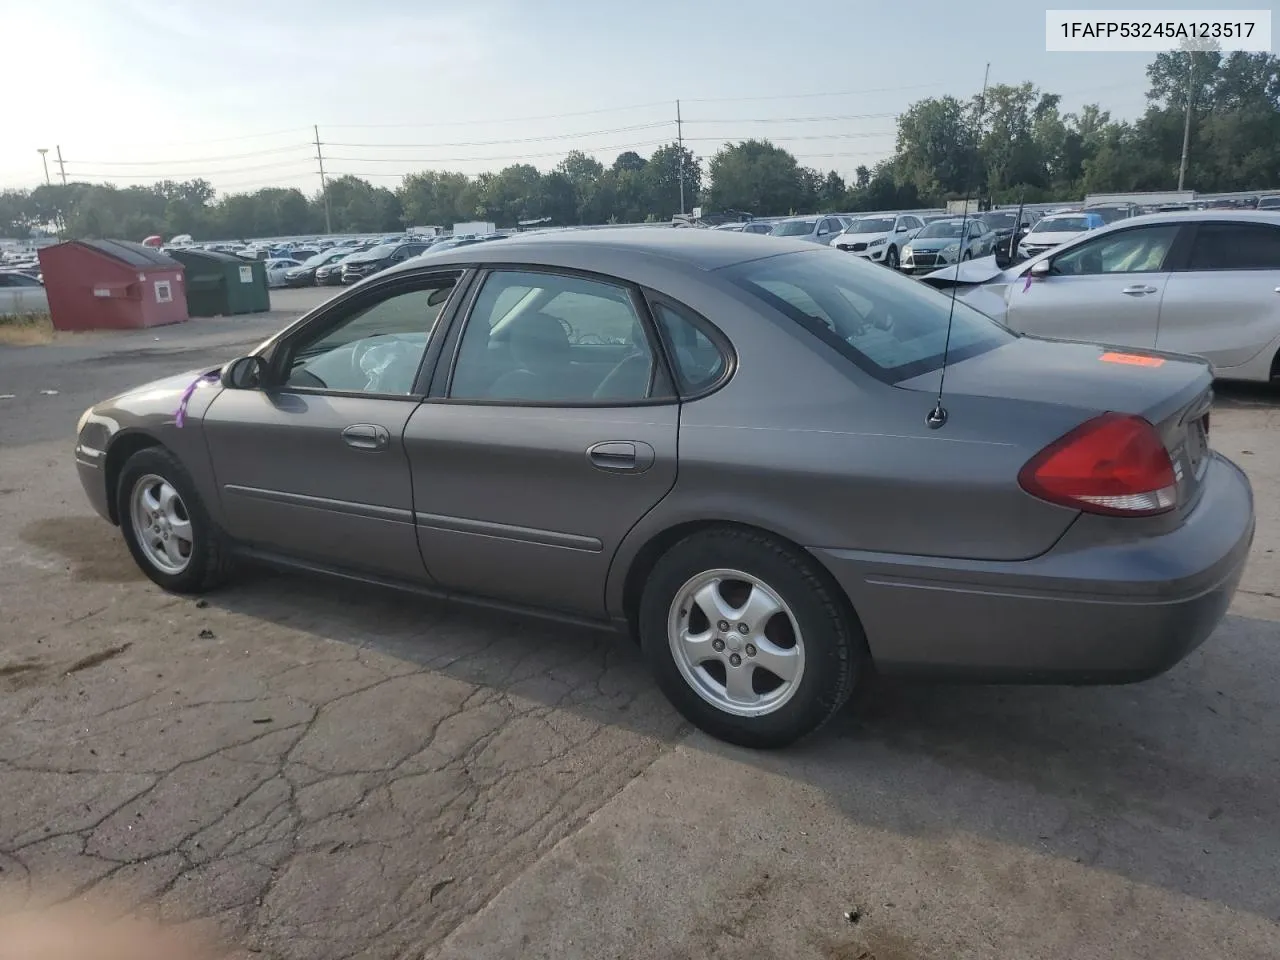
0,312,56,345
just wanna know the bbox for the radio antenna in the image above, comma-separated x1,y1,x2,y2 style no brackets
928,61,990,430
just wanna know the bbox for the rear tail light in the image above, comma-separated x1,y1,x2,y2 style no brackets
1018,412,1177,517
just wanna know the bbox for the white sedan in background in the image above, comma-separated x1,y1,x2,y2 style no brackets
1016,211,1106,259
264,258,303,288
922,210,1280,383
829,213,925,269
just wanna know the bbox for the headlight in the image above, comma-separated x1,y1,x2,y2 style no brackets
902,246,913,257
77,406,93,434
941,243,960,257
868,236,886,247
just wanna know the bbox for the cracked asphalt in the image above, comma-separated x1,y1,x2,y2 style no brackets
2,289,1279,960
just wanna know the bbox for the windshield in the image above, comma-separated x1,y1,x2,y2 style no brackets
846,217,896,234
1257,197,1280,209
1031,216,1092,233
350,242,399,261
981,212,1016,228
723,250,1012,383
1088,206,1130,223
299,250,338,268
916,220,966,239
772,219,817,237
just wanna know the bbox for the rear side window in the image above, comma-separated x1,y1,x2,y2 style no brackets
1187,223,1280,271
650,300,729,395
722,250,1012,383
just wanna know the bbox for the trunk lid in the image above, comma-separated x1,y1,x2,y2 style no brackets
900,335,1215,511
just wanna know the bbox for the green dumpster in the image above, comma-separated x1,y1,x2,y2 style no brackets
169,249,270,316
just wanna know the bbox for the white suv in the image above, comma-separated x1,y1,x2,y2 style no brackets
829,213,924,269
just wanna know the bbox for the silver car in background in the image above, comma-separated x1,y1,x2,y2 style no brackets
770,215,846,244
924,210,1280,383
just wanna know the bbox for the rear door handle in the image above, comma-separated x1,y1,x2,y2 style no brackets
1121,285,1158,296
342,423,390,451
587,441,655,473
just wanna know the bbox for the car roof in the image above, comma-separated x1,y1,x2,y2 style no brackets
382,226,819,276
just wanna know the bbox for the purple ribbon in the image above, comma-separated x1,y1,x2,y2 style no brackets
174,372,220,428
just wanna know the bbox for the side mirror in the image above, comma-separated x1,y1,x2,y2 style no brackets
221,355,268,390
896,225,909,232
1029,258,1052,278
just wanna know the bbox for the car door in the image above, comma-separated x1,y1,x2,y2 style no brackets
1003,223,1184,349
404,267,679,617
201,269,465,578
815,218,840,245
1157,220,1280,370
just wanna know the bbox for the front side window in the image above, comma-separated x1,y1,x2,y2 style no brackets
281,280,456,395
723,250,1012,383
1187,223,1280,271
449,270,660,403
1051,225,1180,276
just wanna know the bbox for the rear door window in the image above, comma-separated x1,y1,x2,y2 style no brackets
649,299,730,395
1186,223,1280,271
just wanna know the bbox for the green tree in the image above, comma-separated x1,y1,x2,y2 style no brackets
894,95,978,199
644,143,700,219
706,140,807,215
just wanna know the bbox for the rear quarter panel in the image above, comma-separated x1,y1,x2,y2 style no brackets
602,270,1084,615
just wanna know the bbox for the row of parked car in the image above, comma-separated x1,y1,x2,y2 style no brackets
265,232,508,288
715,205,1140,273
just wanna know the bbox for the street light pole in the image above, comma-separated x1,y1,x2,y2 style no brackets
1177,54,1194,191
37,149,51,185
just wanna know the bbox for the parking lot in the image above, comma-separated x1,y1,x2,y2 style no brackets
2,287,1279,959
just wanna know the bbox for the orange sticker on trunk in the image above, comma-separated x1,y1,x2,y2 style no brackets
1100,351,1165,368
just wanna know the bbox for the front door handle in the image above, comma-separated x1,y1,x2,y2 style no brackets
587,441,656,474
1121,284,1158,296
342,423,390,451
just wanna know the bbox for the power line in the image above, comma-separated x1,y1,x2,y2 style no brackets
324,138,672,166
321,121,671,150
320,101,672,129
62,144,313,166
681,81,949,104
685,112,900,124
64,159,319,179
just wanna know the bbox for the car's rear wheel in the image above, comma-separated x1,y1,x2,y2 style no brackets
885,246,900,269
117,447,230,594
639,527,864,748
962,250,973,261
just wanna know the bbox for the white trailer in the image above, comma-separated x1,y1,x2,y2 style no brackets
451,221,496,238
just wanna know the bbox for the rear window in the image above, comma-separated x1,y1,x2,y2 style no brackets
722,250,1012,383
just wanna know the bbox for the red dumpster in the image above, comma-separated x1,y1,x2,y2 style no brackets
38,239,188,332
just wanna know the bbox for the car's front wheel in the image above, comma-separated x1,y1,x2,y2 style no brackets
639,527,864,748
117,446,230,593
885,246,900,269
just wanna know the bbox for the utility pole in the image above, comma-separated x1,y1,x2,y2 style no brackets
54,145,67,184
676,100,686,216
37,149,50,185
1177,53,1194,191
314,124,333,234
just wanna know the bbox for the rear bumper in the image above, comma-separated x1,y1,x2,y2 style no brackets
812,453,1255,683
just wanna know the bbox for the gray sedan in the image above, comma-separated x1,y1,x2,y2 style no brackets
74,230,1254,748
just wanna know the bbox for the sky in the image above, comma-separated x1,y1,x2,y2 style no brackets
2,0,1173,197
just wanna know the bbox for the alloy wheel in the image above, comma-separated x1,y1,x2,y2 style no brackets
667,568,806,717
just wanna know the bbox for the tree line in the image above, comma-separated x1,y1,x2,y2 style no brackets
1,50,1277,242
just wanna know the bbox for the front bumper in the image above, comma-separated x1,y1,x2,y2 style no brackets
812,453,1255,682
901,251,954,274
75,438,112,523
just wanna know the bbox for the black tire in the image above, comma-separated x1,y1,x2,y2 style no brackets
116,446,231,594
639,527,865,748
885,246,900,270
962,250,972,261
